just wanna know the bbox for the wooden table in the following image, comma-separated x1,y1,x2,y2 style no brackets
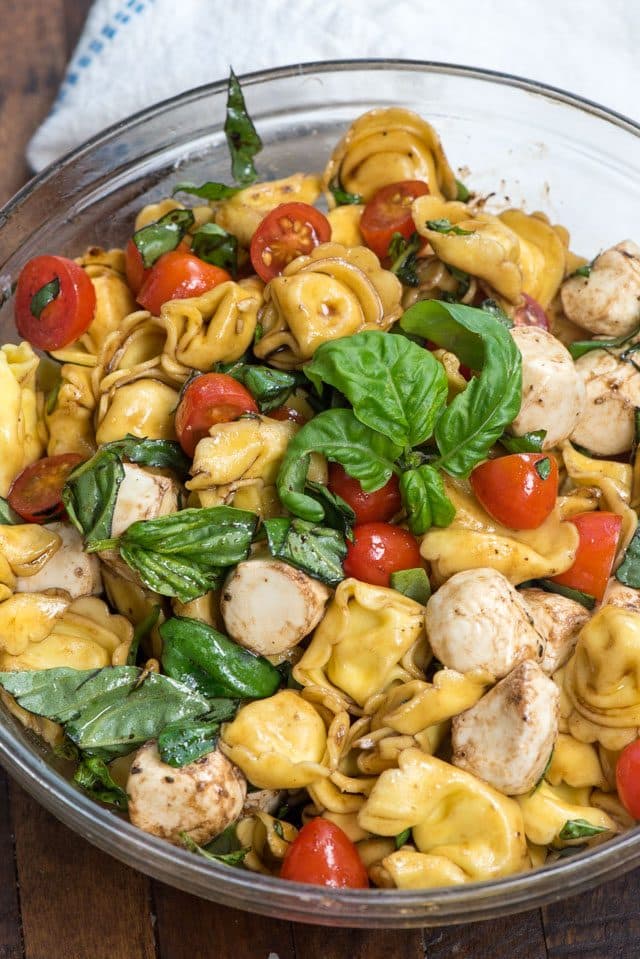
1,2,640,956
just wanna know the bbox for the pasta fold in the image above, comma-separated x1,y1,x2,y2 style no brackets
214,173,322,247
0,343,45,496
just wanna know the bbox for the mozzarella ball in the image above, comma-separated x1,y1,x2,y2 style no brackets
571,349,640,455
110,463,180,538
127,742,246,846
425,568,544,677
452,660,560,795
560,240,640,337
520,588,590,675
15,522,102,599
221,558,330,657
509,327,584,449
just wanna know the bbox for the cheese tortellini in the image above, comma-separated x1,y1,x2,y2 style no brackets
0,343,45,497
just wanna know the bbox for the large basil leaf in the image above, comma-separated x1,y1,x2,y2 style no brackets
305,332,448,448
263,517,347,585
399,464,455,535
191,223,238,277
0,667,139,722
303,482,355,539
62,450,125,547
215,360,300,413
160,616,281,700
401,301,522,477
101,435,190,474
132,209,195,268
389,568,431,605
224,68,262,185
73,756,129,809
157,719,221,768
616,525,640,588
0,496,21,525
277,409,402,522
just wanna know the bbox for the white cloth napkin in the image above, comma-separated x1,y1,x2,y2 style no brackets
28,0,639,172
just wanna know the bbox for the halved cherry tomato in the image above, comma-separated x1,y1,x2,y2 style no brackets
124,239,148,295
175,373,259,457
514,293,550,330
137,251,230,315
8,454,84,524
269,405,307,425
249,202,331,283
616,739,640,820
280,818,369,888
360,180,430,260
328,463,401,525
470,453,559,530
15,255,96,350
343,522,422,587
550,511,622,601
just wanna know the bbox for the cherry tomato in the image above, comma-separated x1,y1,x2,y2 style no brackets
360,180,430,260
269,405,307,425
124,239,148,295
249,202,331,283
470,453,559,530
514,293,550,330
343,522,422,587
616,739,640,820
137,251,230,315
15,255,96,350
8,454,84,524
328,463,401,524
550,511,622,601
280,818,369,889
175,373,259,457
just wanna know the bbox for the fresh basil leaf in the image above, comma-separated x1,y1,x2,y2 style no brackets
305,332,448,449
133,209,195,269
181,831,248,866
62,450,125,548
191,223,238,277
263,517,347,585
30,277,60,318
160,616,281,699
479,298,513,328
533,580,596,610
304,481,355,539
447,265,471,300
205,824,243,855
205,698,241,723
45,370,62,415
101,435,190,474
569,324,640,361
172,181,241,201
399,464,455,535
224,68,262,185
426,218,473,236
388,231,421,287
455,178,471,202
500,430,546,454
215,360,299,413
558,819,608,841
73,755,129,809
328,176,362,206
535,457,552,480
127,605,161,666
157,718,220,767
400,301,522,477
277,409,402,522
395,828,411,849
530,749,554,794
616,524,640,589
53,738,80,762
0,496,21,525
572,264,592,278
390,568,431,605
0,667,139,722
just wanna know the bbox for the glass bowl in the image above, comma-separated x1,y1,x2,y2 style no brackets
1,60,639,928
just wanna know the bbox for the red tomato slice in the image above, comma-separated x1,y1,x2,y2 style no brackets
470,453,559,530
514,293,550,330
249,202,331,283
280,819,369,888
343,522,422,587
550,511,622,601
15,255,96,350
8,454,84,524
175,373,259,457
137,251,230,315
125,239,149,295
360,180,430,260
328,463,401,525
616,739,640,820
269,405,308,425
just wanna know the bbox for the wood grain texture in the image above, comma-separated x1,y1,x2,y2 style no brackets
424,910,548,959
0,769,24,959
291,925,425,959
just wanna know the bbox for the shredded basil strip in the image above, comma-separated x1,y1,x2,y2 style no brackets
191,223,238,277
214,359,301,413
172,181,241,201
500,430,546,454
558,819,608,841
73,755,129,809
263,517,347,585
569,324,640,361
388,231,422,287
62,449,125,548
224,68,262,185
30,277,60,318
132,209,195,269
127,605,162,666
389,568,431,605
0,496,21,525
524,579,596,611
328,176,363,206
181,832,248,866
426,218,473,236
535,457,551,480
395,828,411,849
455,178,471,202
573,264,592,278
101,435,190,474
530,749,554,794
616,524,640,589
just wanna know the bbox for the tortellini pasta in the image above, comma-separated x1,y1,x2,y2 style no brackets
253,242,403,369
214,173,322,247
517,781,617,847
0,524,61,601
236,812,299,876
0,343,45,497
46,362,97,457
365,671,489,735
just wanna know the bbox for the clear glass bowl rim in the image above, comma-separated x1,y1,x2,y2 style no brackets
0,58,639,927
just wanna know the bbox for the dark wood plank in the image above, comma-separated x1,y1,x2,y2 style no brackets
291,925,424,959
423,909,548,959
10,781,157,959
542,869,640,959
63,0,93,60
0,769,24,959
152,881,296,959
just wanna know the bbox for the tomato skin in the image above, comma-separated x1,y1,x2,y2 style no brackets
328,463,401,524
137,251,230,314
125,239,149,295
470,453,559,530
343,522,422,587
250,202,331,283
514,293,550,330
175,373,259,457
360,180,430,260
616,739,640,820
8,454,84,524
269,405,307,425
280,819,369,888
15,255,96,350
550,511,622,601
